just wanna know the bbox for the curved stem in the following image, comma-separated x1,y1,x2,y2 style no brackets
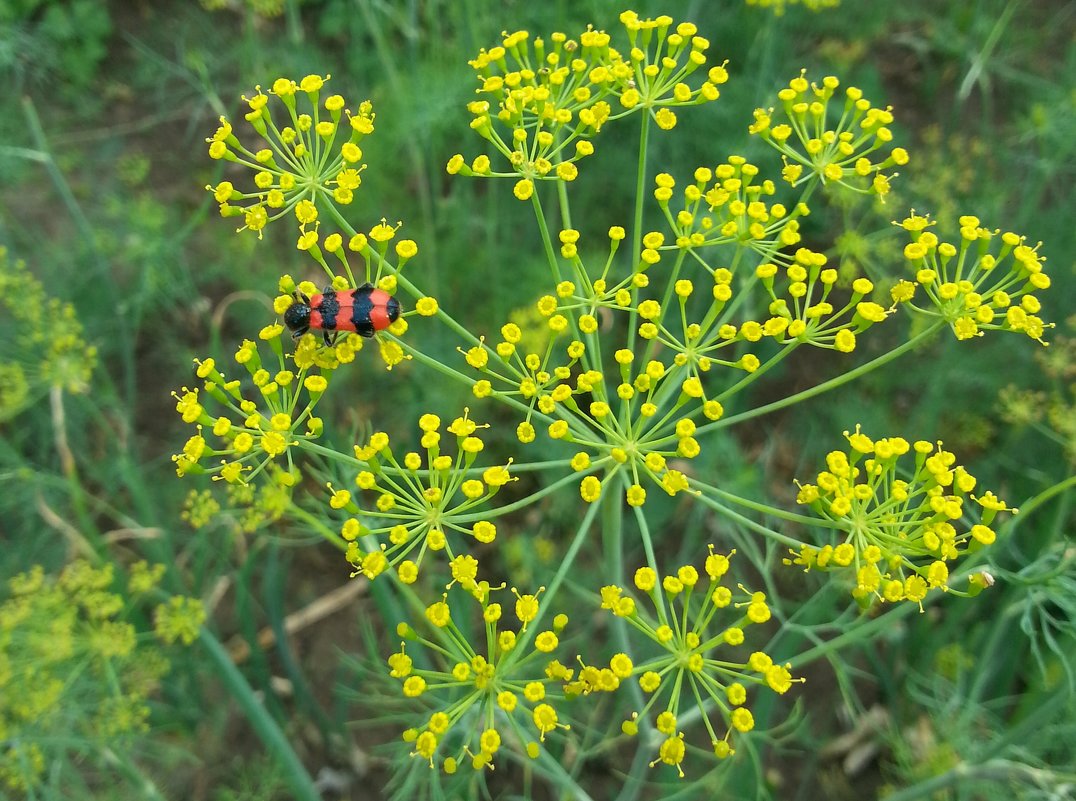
1002,473,1076,534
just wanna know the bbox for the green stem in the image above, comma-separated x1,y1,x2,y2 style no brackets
21,97,101,262
714,341,798,404
888,758,1076,801
504,499,600,666
506,745,596,801
698,321,945,434
1002,474,1076,534
601,475,650,722
98,746,168,801
356,0,439,276
628,486,660,573
789,603,917,668
289,503,347,551
200,629,321,801
692,489,810,550
22,96,136,411
451,467,591,523
693,476,840,530
626,111,651,355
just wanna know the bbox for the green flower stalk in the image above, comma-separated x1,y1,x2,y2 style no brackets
390,579,571,773
587,549,800,774
787,427,1014,606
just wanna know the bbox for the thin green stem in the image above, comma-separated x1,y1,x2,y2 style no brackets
200,630,321,801
692,476,840,530
452,468,593,523
288,503,347,551
504,745,596,801
789,603,918,668
714,341,798,404
626,111,652,355
356,0,438,271
1002,473,1076,534
98,746,168,801
698,321,945,434
504,499,601,666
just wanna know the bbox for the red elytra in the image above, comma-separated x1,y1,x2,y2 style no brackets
284,282,402,341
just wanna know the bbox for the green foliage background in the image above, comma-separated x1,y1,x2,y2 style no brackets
0,0,1073,799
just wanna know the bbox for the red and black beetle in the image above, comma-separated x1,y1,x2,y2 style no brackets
284,283,401,344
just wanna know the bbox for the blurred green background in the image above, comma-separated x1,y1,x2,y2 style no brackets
1,0,1073,799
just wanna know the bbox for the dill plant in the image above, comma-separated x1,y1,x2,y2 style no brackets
174,9,1060,795
0,561,204,795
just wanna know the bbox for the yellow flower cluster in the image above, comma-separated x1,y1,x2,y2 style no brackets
891,213,1052,342
391,581,570,773
749,70,908,196
206,74,376,236
788,426,1014,606
181,464,296,533
448,12,727,195
755,250,893,352
153,596,207,645
465,314,721,506
339,411,515,582
616,11,729,124
0,561,190,792
0,249,97,418
171,320,341,483
655,158,806,259
592,549,800,774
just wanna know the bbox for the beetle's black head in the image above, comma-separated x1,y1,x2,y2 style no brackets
284,299,311,334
